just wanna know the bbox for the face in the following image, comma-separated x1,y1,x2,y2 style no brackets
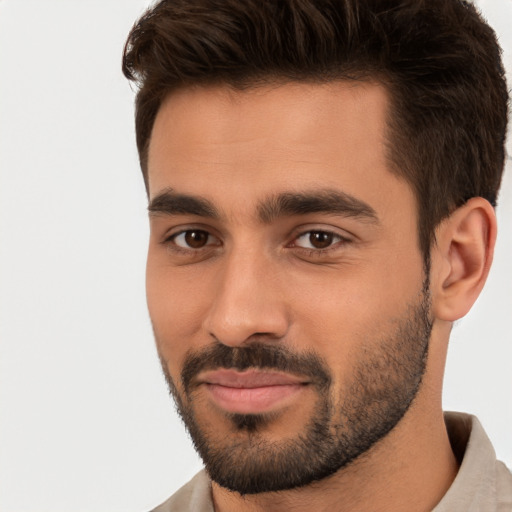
146,82,432,494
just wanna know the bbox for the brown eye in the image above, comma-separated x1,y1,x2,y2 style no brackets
184,230,208,248
293,230,345,251
172,230,216,249
308,231,333,249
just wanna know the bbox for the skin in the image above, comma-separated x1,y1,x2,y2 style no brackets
146,82,496,511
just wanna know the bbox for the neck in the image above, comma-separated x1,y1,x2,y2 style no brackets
212,394,458,512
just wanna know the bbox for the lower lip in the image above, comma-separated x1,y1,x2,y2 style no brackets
205,383,305,414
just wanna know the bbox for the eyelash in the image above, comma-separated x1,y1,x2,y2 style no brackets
163,229,220,254
162,228,351,257
287,230,350,258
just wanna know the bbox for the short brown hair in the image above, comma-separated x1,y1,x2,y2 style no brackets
122,0,509,257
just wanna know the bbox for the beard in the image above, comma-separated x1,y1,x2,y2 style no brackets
157,280,432,496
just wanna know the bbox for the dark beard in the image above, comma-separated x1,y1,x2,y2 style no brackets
158,283,432,495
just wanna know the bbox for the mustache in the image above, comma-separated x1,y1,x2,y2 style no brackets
181,342,331,394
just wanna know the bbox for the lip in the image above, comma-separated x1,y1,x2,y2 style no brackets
198,369,308,414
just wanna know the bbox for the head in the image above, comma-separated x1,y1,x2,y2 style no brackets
123,0,508,259
122,0,508,496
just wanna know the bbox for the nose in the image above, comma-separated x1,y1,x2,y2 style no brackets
203,248,289,347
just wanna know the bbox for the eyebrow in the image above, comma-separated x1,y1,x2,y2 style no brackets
148,187,378,224
148,188,219,219
258,190,378,224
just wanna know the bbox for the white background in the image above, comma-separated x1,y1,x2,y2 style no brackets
0,1,510,511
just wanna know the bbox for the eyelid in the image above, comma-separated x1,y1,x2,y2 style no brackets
293,230,344,248
289,224,352,242
173,231,219,248
162,225,222,250
286,226,354,258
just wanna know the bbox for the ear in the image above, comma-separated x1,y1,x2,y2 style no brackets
431,197,497,322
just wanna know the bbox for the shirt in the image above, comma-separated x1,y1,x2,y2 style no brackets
151,412,512,511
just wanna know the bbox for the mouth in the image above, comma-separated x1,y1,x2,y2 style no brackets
197,369,309,414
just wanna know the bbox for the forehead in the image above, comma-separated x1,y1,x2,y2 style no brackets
147,81,412,221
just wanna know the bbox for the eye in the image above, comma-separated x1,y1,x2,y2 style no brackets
293,230,344,250
170,229,219,249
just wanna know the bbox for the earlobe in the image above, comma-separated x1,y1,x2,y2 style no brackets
431,198,497,322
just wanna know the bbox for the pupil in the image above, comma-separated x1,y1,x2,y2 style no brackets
185,230,208,248
309,231,333,249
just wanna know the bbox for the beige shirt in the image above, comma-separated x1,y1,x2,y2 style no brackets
151,412,512,512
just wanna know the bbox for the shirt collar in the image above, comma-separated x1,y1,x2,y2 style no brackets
433,412,498,511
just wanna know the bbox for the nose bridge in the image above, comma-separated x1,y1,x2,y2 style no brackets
204,242,288,346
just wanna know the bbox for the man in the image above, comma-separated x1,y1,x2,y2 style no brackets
122,0,511,510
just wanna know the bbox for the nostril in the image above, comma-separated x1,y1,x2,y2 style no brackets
207,326,287,348
203,266,289,346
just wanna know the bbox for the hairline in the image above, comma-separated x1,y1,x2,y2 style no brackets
141,75,433,261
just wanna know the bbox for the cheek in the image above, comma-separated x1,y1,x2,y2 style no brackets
146,260,211,371
285,257,424,374
289,259,422,326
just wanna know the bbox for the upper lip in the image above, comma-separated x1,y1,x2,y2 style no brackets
198,369,308,388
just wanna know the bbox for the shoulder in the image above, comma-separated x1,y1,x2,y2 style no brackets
150,470,213,512
496,460,512,511
435,412,512,512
